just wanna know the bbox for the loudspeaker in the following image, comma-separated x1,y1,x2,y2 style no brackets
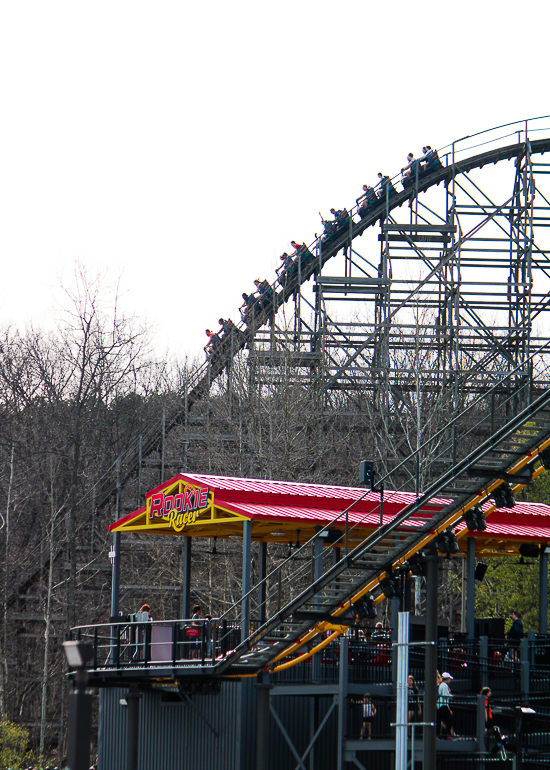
475,617,505,638
475,562,489,581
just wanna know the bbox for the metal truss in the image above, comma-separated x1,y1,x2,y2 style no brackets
247,120,550,484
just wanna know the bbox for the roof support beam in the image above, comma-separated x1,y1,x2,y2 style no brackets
539,548,548,635
241,520,252,643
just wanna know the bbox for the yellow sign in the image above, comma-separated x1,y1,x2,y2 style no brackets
147,483,210,532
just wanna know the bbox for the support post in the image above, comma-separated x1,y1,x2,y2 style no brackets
241,520,252,643
255,672,272,770
391,596,400,682
423,552,439,768
181,536,191,619
125,686,140,770
467,536,476,640
110,532,121,620
258,541,267,626
539,548,548,634
313,530,323,610
476,693,486,753
66,670,92,770
395,612,410,770
520,637,530,695
336,636,348,770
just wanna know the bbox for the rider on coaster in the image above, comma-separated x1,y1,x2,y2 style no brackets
377,172,397,199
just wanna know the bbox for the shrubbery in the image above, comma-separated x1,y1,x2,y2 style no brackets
0,717,29,769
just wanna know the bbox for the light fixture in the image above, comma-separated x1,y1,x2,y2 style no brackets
474,562,488,581
518,543,541,558
436,530,460,555
493,484,515,509
465,505,487,532
63,640,94,669
408,552,427,577
540,448,550,469
380,574,399,599
270,532,286,537
359,460,375,487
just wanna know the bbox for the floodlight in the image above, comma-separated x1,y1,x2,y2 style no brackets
63,640,94,669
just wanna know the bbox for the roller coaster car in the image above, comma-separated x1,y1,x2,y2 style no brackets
296,246,315,270
358,197,382,219
403,155,444,189
378,179,398,199
402,160,422,188
423,153,443,174
320,216,351,251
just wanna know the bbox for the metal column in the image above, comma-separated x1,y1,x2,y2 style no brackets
336,636,348,770
391,596,400,682
423,553,439,768
255,672,272,770
241,519,252,642
110,532,121,620
125,686,140,770
313,531,323,609
467,537,476,640
258,541,267,625
181,536,191,619
539,548,548,634
395,612,410,770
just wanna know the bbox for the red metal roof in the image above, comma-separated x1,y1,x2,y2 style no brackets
108,472,550,545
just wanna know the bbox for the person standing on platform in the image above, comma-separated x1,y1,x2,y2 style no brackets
137,603,152,621
191,604,202,660
506,609,524,660
359,693,376,739
437,672,455,737
371,621,387,641
408,675,421,725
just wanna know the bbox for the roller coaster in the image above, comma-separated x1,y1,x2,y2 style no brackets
92,116,550,508
69,116,550,681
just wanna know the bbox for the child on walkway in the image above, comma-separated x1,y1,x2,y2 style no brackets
360,693,376,739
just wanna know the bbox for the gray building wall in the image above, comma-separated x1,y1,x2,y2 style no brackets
98,682,248,770
97,681,339,770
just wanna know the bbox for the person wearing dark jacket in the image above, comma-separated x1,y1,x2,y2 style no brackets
506,610,524,641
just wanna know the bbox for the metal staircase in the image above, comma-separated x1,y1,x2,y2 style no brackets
215,360,550,675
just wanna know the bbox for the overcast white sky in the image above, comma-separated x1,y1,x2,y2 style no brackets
0,1,548,361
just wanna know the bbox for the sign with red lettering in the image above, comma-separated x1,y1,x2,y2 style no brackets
147,484,210,532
